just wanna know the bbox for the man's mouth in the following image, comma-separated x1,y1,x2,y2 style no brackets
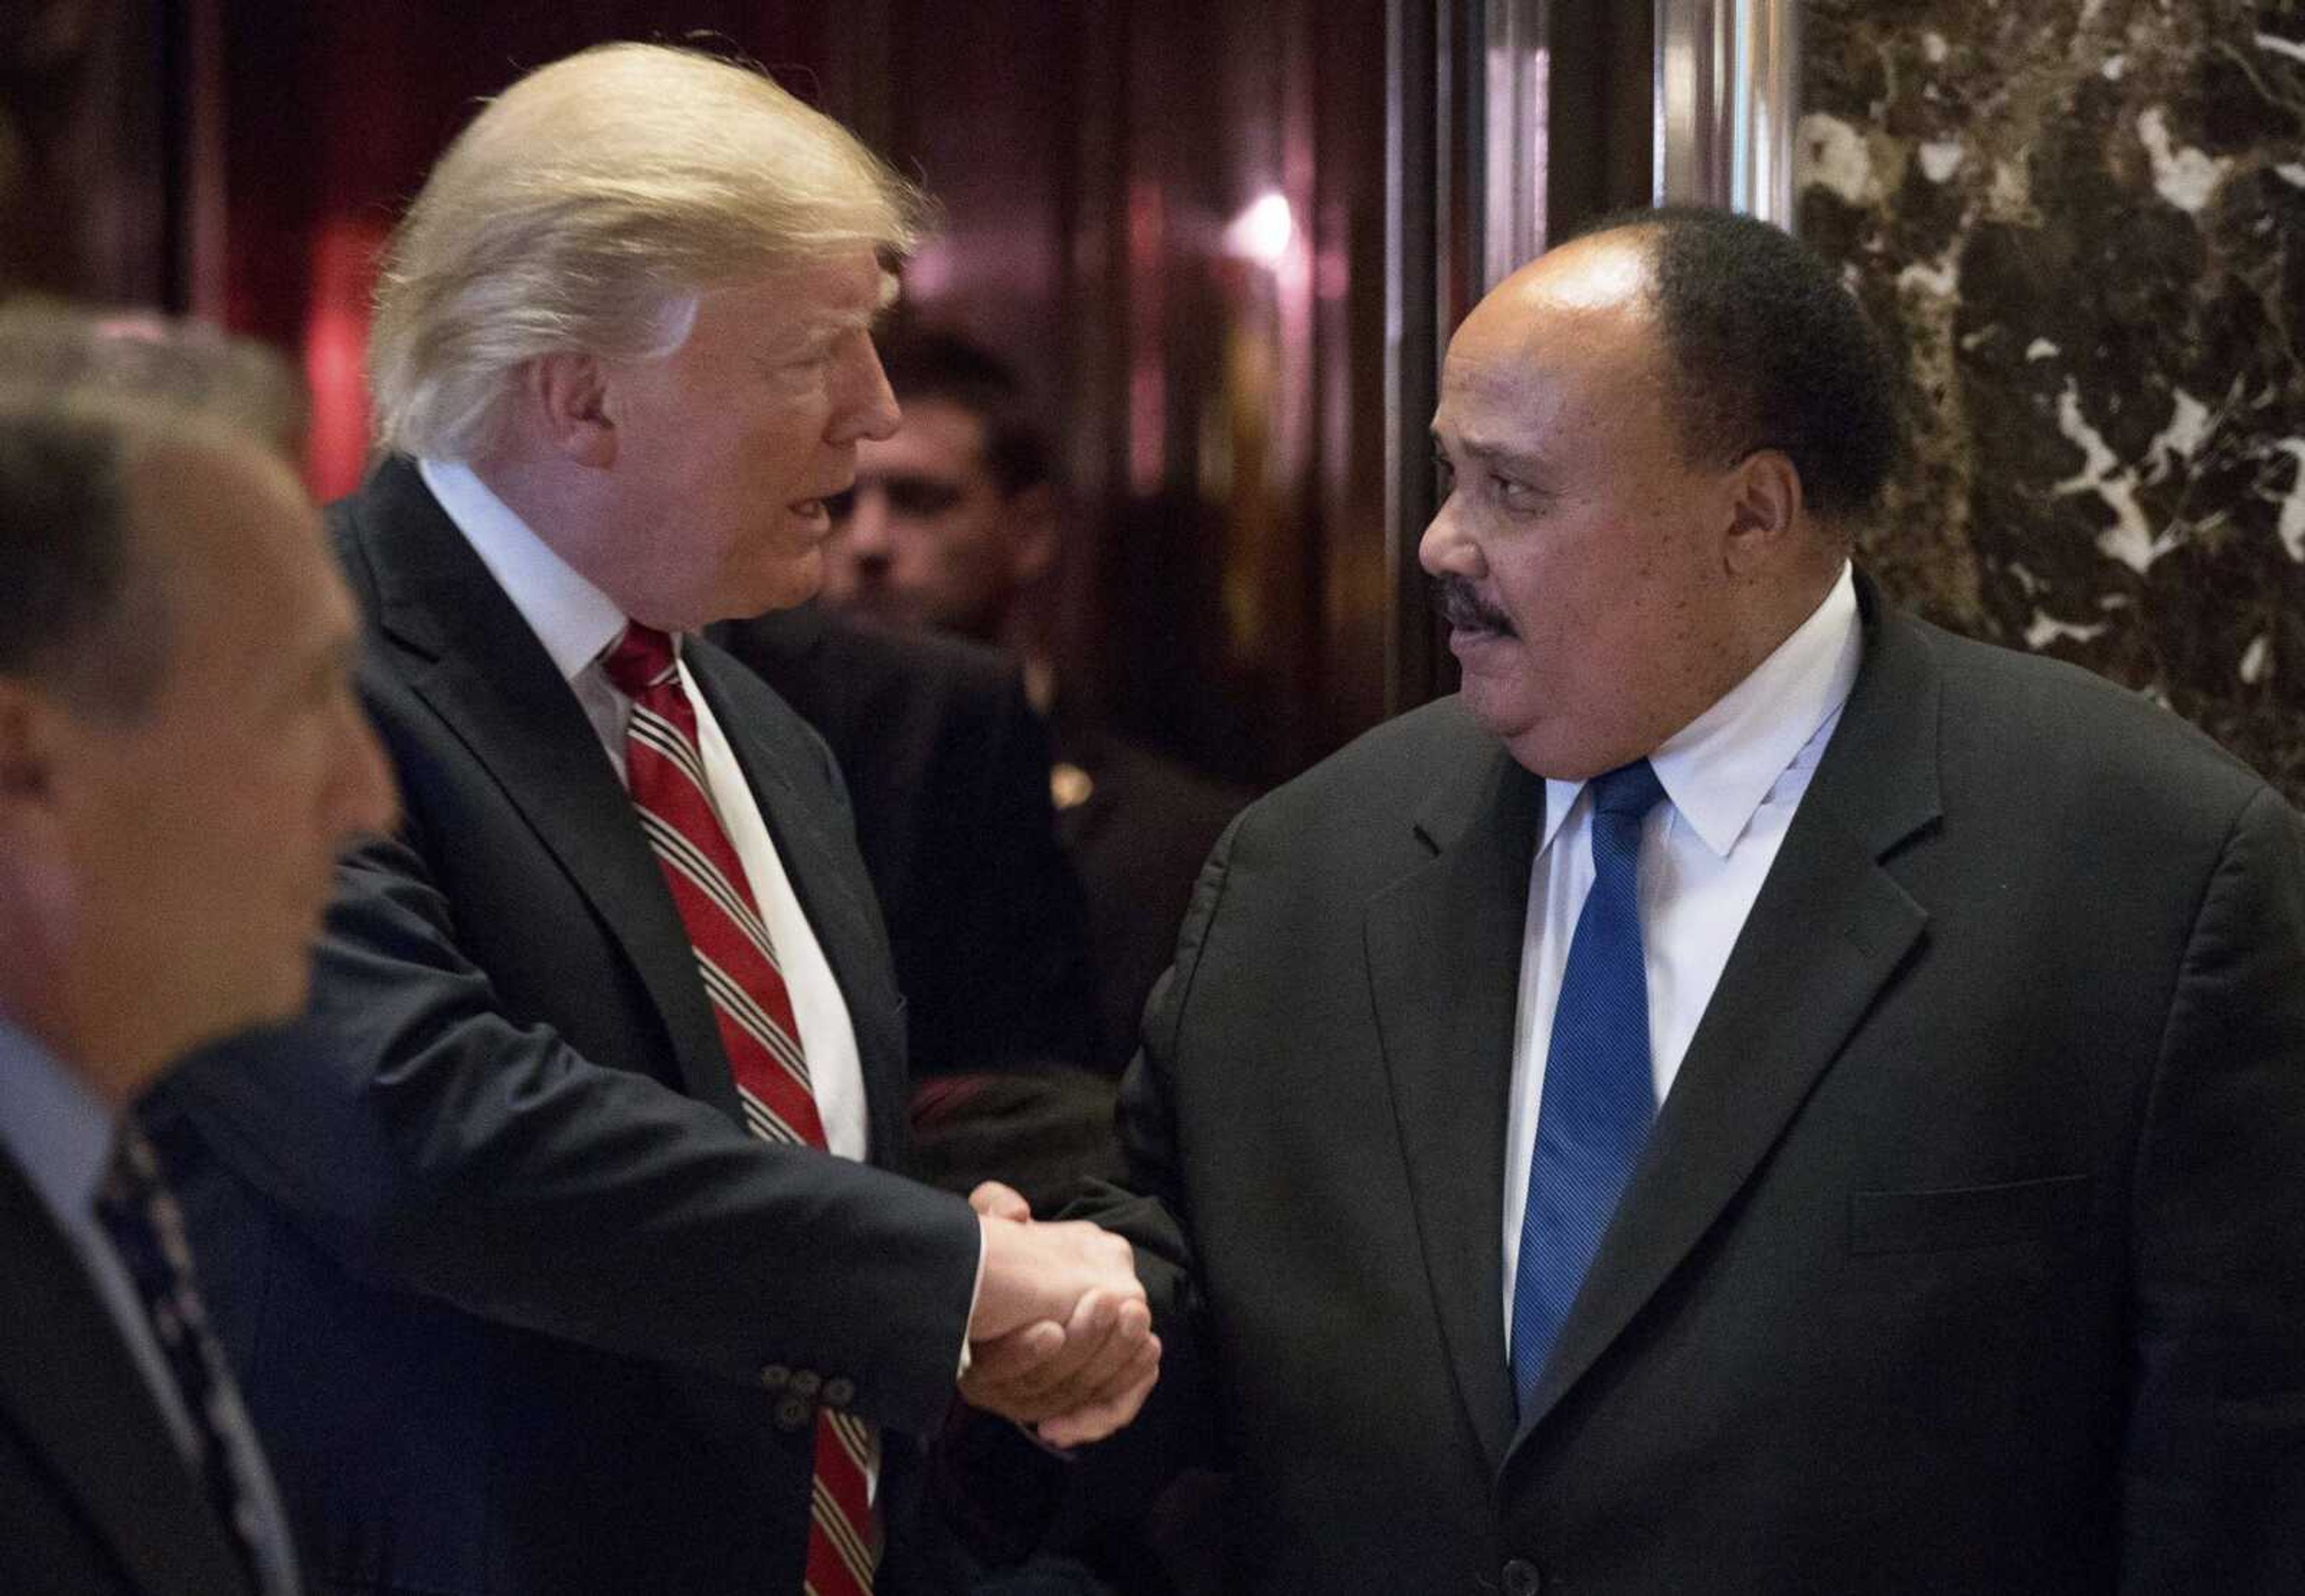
1432,575,1514,638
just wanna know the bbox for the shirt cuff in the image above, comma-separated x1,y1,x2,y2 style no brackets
958,1218,987,1378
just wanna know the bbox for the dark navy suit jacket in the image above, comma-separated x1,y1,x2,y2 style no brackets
160,458,982,1596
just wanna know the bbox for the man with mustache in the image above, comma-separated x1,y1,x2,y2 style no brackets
1066,207,2305,1591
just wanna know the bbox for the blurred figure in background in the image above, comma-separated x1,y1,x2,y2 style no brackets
817,327,1245,1076
711,599,1113,1209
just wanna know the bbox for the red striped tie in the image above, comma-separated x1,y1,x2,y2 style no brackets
603,623,876,1596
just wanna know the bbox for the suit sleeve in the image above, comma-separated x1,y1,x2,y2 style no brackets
2121,784,2305,1589
160,800,983,1440
1052,810,1252,1494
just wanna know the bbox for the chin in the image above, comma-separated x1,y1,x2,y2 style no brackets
1458,673,1533,742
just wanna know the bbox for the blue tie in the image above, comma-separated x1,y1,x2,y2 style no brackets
1510,758,1667,1414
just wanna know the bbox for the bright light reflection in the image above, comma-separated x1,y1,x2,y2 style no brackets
1223,191,1295,268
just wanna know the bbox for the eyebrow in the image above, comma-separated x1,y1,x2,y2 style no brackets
1432,429,1552,476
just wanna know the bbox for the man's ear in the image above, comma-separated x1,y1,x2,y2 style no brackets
1005,483,1062,588
1721,448,1804,576
527,353,618,468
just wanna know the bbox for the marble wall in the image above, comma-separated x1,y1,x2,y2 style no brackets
1800,1,2305,797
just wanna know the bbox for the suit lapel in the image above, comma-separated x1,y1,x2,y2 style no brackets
344,461,737,1117
1365,728,1542,1475
688,645,912,1164
0,1154,252,1596
1512,579,1943,1447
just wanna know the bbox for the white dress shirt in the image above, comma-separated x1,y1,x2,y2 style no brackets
0,1016,301,1595
1501,564,1863,1337
418,458,870,1161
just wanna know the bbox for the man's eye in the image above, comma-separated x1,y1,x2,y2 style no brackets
885,478,963,515
1495,475,1545,510
822,487,857,520
1431,451,1456,490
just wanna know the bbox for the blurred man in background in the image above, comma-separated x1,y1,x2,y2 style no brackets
817,328,1244,1074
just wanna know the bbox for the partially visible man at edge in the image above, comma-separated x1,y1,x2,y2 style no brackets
0,336,395,1594
154,43,1154,1596
1059,208,2305,1592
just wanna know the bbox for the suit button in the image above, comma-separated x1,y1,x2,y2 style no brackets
822,1377,855,1410
1501,1559,1543,1596
789,1370,822,1401
774,1394,814,1432
759,1364,791,1391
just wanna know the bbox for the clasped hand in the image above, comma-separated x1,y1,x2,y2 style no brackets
963,1182,1159,1448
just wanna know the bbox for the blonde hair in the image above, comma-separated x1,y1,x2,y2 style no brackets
368,43,928,460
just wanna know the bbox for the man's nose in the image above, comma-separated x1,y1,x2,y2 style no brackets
843,487,893,564
1417,496,1480,579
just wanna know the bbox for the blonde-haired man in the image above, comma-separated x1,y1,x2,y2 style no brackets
161,44,1152,1596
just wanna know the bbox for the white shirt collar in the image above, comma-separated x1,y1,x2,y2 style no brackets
1539,562,1861,858
418,457,630,683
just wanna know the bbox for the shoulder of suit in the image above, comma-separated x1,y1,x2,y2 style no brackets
1231,695,1493,838
1903,611,2273,797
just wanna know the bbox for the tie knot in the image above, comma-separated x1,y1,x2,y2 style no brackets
603,623,679,697
1587,758,1665,821
95,1116,165,1216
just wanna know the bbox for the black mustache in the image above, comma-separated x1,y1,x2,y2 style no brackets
1430,575,1513,635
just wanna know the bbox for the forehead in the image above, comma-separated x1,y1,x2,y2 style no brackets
1434,282,1666,454
694,252,892,346
128,442,340,644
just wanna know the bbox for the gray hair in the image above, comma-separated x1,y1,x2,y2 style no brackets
0,297,307,457
368,42,930,461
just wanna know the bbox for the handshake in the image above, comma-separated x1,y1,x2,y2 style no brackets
961,1182,1160,1447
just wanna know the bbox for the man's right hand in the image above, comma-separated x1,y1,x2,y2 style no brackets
966,1184,1159,1445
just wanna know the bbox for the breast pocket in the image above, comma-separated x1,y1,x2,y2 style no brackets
1848,1173,2094,1254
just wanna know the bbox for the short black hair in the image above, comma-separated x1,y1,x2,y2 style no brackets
1578,206,1901,526
873,322,1051,496
0,402,145,707
0,396,209,716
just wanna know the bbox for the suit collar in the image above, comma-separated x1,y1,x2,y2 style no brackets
340,459,741,1116
0,1152,255,1596
684,642,914,1160
1507,570,1942,1454
1375,721,1544,1473
414,456,626,684
340,461,909,1142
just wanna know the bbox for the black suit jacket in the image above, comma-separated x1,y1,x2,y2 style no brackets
0,1151,257,1596
157,459,981,1596
1080,580,2305,1593
710,605,1098,1077
1048,725,1246,1074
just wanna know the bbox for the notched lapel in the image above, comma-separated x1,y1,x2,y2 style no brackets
0,1158,253,1596
1511,579,1945,1450
352,463,738,1118
688,648,910,1161
1366,745,1541,1477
